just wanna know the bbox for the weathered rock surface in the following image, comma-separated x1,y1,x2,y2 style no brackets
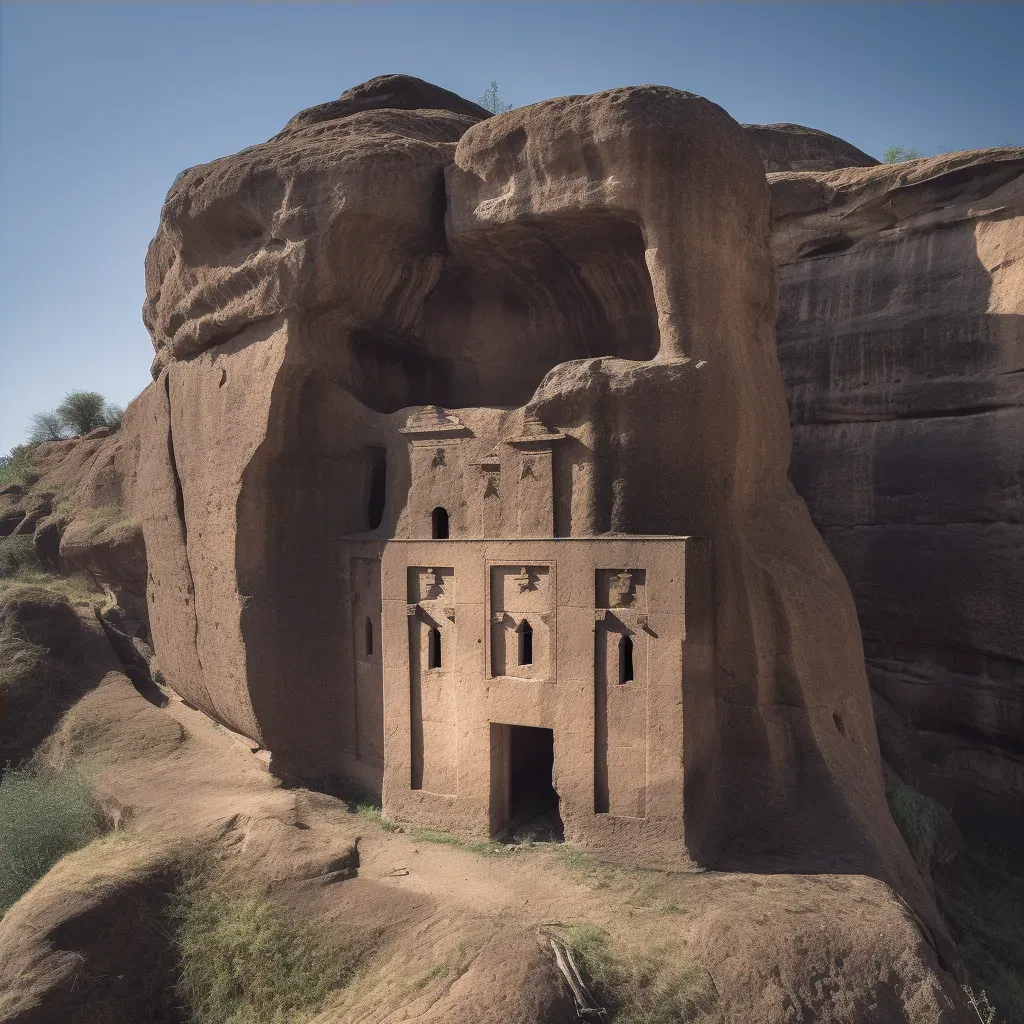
771,148,1024,837
0,78,981,1020
132,77,923,887
745,122,879,172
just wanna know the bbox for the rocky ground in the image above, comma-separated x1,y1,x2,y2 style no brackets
0,609,971,1023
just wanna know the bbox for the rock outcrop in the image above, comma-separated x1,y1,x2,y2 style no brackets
0,75,986,1021
745,122,879,172
771,148,1024,838
133,74,916,883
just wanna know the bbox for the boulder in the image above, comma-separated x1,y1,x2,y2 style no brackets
745,122,879,171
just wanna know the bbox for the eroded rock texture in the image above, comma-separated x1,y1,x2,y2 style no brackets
772,149,1024,838
24,77,939,902
745,122,879,172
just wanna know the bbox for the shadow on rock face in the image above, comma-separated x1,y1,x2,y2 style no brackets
773,149,1024,847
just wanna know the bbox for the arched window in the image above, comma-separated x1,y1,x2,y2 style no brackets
431,507,450,539
518,620,533,666
619,634,634,684
364,617,374,658
428,626,442,668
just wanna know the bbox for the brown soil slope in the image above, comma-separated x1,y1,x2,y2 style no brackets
0,668,969,1023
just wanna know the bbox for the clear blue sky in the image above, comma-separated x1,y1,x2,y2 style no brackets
2,2,1021,453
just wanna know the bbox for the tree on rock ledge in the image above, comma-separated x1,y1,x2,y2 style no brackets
27,391,122,444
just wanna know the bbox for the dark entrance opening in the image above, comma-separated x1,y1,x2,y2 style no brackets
506,725,563,843
431,506,449,539
366,446,387,530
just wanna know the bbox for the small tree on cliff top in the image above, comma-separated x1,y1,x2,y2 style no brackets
25,391,123,444
478,81,512,115
882,145,924,163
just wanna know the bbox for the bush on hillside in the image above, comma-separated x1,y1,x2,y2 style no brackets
0,766,99,914
887,782,948,870
25,390,123,444
0,445,36,488
882,145,924,163
477,80,512,114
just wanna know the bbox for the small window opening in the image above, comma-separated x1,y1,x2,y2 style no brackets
431,506,450,539
619,634,634,684
428,626,442,668
518,620,533,666
364,617,374,658
366,447,387,530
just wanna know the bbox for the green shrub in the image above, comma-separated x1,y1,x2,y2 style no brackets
172,877,360,1024
27,391,123,444
565,923,716,1024
882,145,924,163
0,533,42,579
0,445,36,488
0,766,99,914
887,782,947,870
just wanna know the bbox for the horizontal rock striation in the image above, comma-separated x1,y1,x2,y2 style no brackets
772,148,1024,838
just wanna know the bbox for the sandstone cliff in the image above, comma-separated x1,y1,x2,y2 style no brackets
771,148,1024,839
2,80,996,1022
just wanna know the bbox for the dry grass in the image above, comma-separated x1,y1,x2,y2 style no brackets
564,923,717,1024
171,871,363,1024
0,533,99,605
0,623,72,766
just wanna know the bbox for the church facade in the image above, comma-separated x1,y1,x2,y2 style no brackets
338,406,714,866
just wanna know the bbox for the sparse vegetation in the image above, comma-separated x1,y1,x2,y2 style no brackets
0,622,69,766
882,145,924,163
563,923,717,1024
0,765,99,914
477,80,512,114
27,390,123,444
172,873,361,1024
887,781,1022,1022
347,802,513,853
0,533,41,580
887,781,947,870
0,445,36,488
0,539,99,603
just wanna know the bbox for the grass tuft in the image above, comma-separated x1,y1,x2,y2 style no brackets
0,765,99,914
0,445,37,489
0,533,100,604
887,782,947,870
172,874,361,1024
346,802,513,853
564,923,717,1024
